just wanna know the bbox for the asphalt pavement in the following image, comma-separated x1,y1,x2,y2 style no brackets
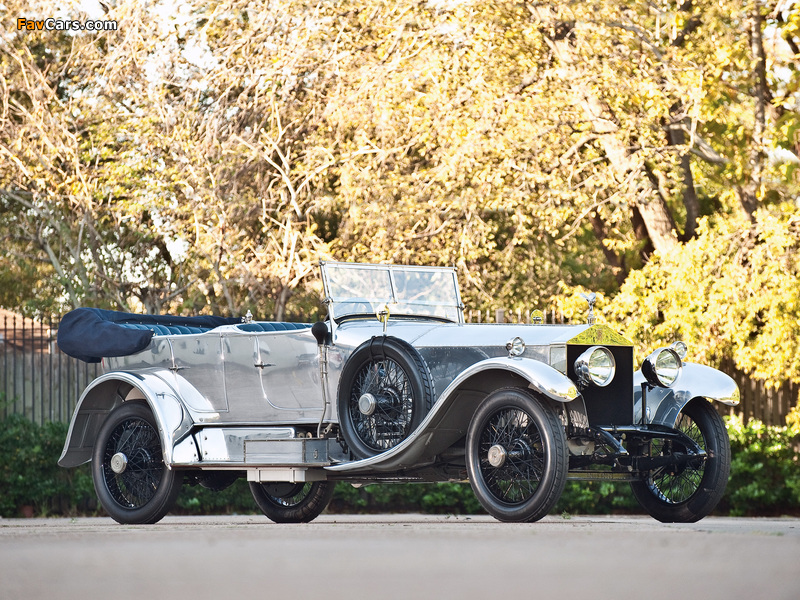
1,514,798,600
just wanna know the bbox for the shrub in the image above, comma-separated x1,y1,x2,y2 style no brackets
3,413,800,518
718,415,800,516
554,481,638,516
175,479,258,515
329,481,483,515
0,415,96,517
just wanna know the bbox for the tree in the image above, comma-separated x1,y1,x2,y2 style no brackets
1,1,333,318
0,14,188,314
1,0,798,407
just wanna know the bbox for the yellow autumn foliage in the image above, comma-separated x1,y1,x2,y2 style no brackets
608,207,800,387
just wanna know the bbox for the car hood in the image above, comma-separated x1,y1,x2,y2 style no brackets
411,322,632,349
335,319,632,348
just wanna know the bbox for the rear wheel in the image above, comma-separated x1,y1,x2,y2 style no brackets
466,388,568,523
249,481,334,523
630,398,730,523
92,401,182,524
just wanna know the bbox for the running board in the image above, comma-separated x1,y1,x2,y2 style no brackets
171,427,347,467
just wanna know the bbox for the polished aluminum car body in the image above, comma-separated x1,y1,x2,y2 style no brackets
59,262,739,524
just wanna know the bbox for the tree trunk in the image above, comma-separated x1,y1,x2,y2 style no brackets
274,284,291,321
737,4,768,218
666,117,700,241
590,214,627,285
530,5,679,256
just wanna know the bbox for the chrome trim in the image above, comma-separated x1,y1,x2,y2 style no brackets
642,347,683,388
487,444,507,467
574,346,616,388
358,393,377,415
506,336,525,357
110,453,127,474
244,438,330,465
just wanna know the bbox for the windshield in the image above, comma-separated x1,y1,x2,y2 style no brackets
320,262,463,323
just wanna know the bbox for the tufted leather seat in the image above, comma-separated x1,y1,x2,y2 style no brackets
116,323,212,335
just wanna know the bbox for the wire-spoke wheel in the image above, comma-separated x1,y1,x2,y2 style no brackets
466,388,567,523
338,337,434,459
92,401,182,524
631,398,730,523
249,481,335,523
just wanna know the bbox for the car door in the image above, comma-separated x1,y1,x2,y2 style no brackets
222,328,323,423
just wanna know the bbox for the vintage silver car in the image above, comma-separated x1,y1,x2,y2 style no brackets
58,261,739,524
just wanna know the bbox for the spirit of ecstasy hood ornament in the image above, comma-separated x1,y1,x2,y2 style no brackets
580,292,596,325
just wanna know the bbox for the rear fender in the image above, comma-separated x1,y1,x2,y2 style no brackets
58,370,193,468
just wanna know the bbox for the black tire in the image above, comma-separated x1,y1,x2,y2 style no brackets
630,398,730,523
337,336,434,459
92,401,182,524
249,481,335,523
466,388,568,523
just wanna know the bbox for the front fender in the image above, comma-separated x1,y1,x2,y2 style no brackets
327,356,578,474
58,369,193,468
635,362,740,427
436,356,579,404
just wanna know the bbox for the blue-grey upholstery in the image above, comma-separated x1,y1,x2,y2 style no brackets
116,323,212,335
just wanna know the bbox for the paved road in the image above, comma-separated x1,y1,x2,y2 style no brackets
1,514,798,600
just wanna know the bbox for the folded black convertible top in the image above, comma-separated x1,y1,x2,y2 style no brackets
57,308,240,363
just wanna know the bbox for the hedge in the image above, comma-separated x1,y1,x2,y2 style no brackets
1,414,798,518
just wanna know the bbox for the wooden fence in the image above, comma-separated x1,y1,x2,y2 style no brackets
0,313,101,425
467,308,564,324
720,360,799,426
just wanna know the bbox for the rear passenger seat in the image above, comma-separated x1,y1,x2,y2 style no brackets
116,323,212,335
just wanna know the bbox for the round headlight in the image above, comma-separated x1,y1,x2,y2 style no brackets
642,348,682,388
574,346,616,387
506,336,526,357
670,340,688,360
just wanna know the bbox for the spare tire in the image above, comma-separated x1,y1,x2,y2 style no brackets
337,336,435,459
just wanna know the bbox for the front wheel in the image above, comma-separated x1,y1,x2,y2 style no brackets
92,401,182,524
466,388,568,523
249,481,335,523
630,398,730,523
